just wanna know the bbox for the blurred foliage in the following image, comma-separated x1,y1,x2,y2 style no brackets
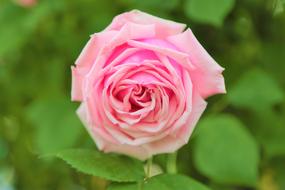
0,0,285,189
184,0,236,26
194,115,259,187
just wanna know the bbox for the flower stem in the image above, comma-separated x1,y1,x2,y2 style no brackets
138,181,143,190
146,157,153,179
138,157,153,190
167,152,177,174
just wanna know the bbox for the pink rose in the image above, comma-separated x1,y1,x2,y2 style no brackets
15,0,37,7
72,10,225,160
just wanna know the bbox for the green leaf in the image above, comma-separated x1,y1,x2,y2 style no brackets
108,174,211,190
184,0,235,26
26,97,83,154
108,183,136,190
228,68,284,110
194,114,259,186
55,149,144,182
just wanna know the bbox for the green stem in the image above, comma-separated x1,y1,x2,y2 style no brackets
138,181,143,190
167,152,177,174
138,157,153,190
146,157,153,179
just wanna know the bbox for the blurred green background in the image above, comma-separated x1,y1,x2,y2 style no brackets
0,0,285,189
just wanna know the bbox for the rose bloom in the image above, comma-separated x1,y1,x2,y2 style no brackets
72,10,225,160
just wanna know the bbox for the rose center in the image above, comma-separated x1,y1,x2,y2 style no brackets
130,85,152,112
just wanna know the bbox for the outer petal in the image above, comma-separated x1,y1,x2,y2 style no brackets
78,103,151,160
71,31,117,101
106,10,186,37
75,31,117,68
76,103,106,149
71,67,84,101
167,29,226,98
103,143,151,160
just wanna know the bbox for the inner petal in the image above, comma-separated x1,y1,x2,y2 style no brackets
129,86,151,112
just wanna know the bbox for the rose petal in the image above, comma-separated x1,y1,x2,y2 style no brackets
127,40,194,71
104,143,150,160
72,31,117,101
145,91,207,155
77,103,112,149
167,29,226,98
106,9,186,37
102,22,156,55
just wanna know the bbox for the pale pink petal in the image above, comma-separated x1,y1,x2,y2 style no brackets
76,103,105,149
127,40,194,71
75,31,117,68
145,91,207,154
102,22,156,56
169,70,192,131
167,29,226,98
106,10,186,37
104,143,150,160
178,92,208,143
71,66,84,101
71,31,117,101
85,23,156,81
